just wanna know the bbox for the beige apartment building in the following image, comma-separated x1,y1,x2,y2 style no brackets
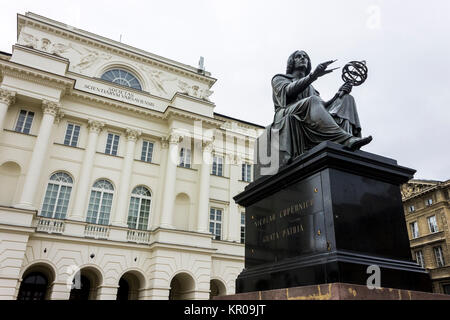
0,12,264,300
402,179,450,294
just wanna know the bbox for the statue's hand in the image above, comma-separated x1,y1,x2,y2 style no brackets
311,60,337,80
338,83,352,96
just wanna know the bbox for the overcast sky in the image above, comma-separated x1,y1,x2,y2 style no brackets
1,0,449,180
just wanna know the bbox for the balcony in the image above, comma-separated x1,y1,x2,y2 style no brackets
127,229,151,244
84,224,110,239
36,217,65,234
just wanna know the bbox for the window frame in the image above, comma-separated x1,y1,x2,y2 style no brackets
415,250,425,268
14,109,35,134
105,132,120,156
434,246,445,267
86,179,114,226
211,155,224,176
40,172,73,219
209,207,223,240
427,215,439,233
410,221,420,239
140,140,154,163
127,186,152,230
242,162,252,182
179,147,191,168
64,122,81,147
100,69,142,91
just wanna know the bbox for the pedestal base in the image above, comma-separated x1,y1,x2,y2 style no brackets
234,141,432,293
214,283,450,300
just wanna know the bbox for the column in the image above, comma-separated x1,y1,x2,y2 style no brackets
159,130,182,229
15,100,60,210
0,88,16,133
69,119,104,221
112,128,141,227
196,139,213,233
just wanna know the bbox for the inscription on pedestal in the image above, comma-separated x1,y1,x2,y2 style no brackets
245,173,326,267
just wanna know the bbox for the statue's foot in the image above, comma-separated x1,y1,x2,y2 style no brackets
344,135,373,150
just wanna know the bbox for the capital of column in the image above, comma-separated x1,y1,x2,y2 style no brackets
42,100,61,117
225,152,242,165
125,128,142,142
202,138,214,154
0,89,16,106
168,131,183,144
87,119,105,133
54,111,65,124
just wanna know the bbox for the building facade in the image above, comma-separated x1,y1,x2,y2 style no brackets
401,179,450,294
0,12,264,300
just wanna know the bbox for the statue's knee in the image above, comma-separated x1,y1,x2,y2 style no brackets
309,95,321,103
342,94,355,103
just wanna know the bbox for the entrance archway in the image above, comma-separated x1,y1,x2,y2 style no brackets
168,272,196,300
117,271,144,300
17,264,55,300
209,279,227,299
17,272,48,300
69,267,102,300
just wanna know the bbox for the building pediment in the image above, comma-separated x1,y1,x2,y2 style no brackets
16,12,216,105
401,180,440,199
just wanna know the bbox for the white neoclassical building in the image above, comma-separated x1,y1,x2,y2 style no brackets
0,12,264,300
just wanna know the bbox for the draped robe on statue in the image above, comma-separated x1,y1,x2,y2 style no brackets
255,73,362,177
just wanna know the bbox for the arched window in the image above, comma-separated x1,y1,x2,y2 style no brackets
101,69,142,90
40,172,73,219
127,186,151,230
86,179,114,225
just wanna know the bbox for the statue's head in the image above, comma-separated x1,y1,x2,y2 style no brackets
286,50,311,75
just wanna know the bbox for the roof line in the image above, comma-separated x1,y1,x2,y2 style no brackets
214,112,265,129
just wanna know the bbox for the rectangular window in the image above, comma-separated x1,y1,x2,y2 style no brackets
105,133,120,156
14,109,34,134
434,246,445,267
425,198,433,206
212,155,223,176
179,148,191,168
209,208,222,240
242,162,252,182
64,123,81,147
415,250,425,268
240,212,245,244
410,221,419,239
141,140,154,162
427,215,439,233
408,205,415,213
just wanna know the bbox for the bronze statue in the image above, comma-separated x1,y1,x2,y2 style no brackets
257,50,372,171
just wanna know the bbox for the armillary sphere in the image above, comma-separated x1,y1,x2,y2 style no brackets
341,60,368,86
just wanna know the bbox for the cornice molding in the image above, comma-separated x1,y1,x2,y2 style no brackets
163,106,224,128
0,60,74,94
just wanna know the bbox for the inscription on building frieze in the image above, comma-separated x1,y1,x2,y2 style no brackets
82,83,156,109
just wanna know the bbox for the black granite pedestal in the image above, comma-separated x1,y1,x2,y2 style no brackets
234,141,432,293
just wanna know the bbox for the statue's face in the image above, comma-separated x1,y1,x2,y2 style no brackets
293,51,309,70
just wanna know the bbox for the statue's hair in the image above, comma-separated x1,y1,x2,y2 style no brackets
286,50,311,75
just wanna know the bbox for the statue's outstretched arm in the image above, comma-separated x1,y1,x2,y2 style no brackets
284,74,315,99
